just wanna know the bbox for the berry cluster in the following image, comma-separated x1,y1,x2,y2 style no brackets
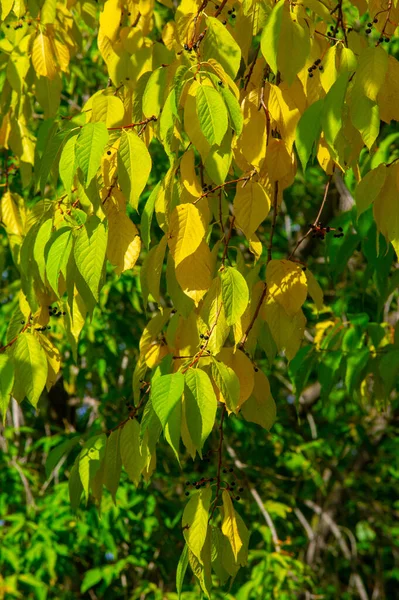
202,184,213,193
48,305,66,318
308,58,322,78
309,222,344,240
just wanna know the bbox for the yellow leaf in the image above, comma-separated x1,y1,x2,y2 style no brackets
263,138,295,186
99,0,121,42
53,38,70,72
92,94,125,128
144,342,169,368
32,32,57,79
241,369,276,431
175,240,212,305
168,203,206,267
238,90,267,168
267,259,307,316
353,46,388,102
182,488,212,564
221,490,242,561
262,298,306,360
234,180,270,239
37,333,61,391
216,347,254,409
0,191,24,235
172,312,199,358
180,149,203,198
305,269,324,311
319,46,338,93
378,55,399,124
107,208,141,274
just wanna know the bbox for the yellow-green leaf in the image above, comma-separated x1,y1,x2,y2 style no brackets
219,266,249,326
196,85,229,147
11,332,48,407
117,129,152,210
182,487,212,563
266,259,307,316
168,203,205,267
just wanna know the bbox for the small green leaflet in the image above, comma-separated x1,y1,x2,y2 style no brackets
184,368,217,454
151,371,184,429
295,99,324,172
77,434,107,504
45,435,81,478
196,85,228,147
117,129,152,210
59,132,79,194
176,544,189,600
103,428,122,502
219,266,249,326
45,227,73,296
11,333,48,407
0,354,14,424
74,216,108,302
76,122,109,186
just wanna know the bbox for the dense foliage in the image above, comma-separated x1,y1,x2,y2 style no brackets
1,0,398,598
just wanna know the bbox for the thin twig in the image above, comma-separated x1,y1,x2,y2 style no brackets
107,115,157,131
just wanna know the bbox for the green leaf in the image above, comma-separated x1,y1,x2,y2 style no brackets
78,434,107,503
142,67,168,118
11,333,48,407
45,227,73,296
196,85,228,147
219,266,249,326
69,463,83,511
74,216,108,302
33,218,53,286
141,182,161,249
81,568,103,594
37,126,72,194
120,418,147,486
151,372,185,429
260,0,284,75
184,368,217,453
295,99,324,172
321,73,349,157
219,85,243,136
45,436,81,478
203,17,241,79
204,128,233,186
345,348,370,395
59,132,79,195
211,358,240,413
103,428,122,502
164,398,182,464
117,129,152,210
176,544,189,600
76,122,109,186
182,487,212,563
379,349,399,393
0,354,14,424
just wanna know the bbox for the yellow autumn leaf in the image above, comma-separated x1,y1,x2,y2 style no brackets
240,369,276,431
234,180,270,239
0,191,24,235
217,347,254,408
263,138,295,185
305,269,324,311
262,298,306,360
32,32,57,79
221,490,242,561
180,149,203,198
238,90,267,168
168,203,206,267
377,55,399,124
175,240,212,305
353,46,388,103
144,342,169,368
107,209,141,274
266,259,307,316
37,333,61,391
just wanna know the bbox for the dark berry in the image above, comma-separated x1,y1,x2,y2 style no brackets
254,367,259,372
62,311,66,315
373,18,378,23
385,38,389,42
319,66,323,71
125,77,130,81
308,67,312,73
231,481,236,487
235,496,240,501
107,151,111,155
366,28,371,34
210,477,214,482
223,469,227,473
195,485,200,489
228,9,232,14
315,58,321,65
200,333,204,338
47,326,51,330
222,20,227,25
327,31,332,36
309,73,313,78
367,22,372,26
218,80,223,85
128,12,131,15
185,491,189,496
21,320,25,324
232,13,236,18
229,468,233,473
184,44,188,50
302,266,307,271
238,487,244,492
338,227,343,232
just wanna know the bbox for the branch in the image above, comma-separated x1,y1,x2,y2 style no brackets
193,172,255,205
107,115,157,131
